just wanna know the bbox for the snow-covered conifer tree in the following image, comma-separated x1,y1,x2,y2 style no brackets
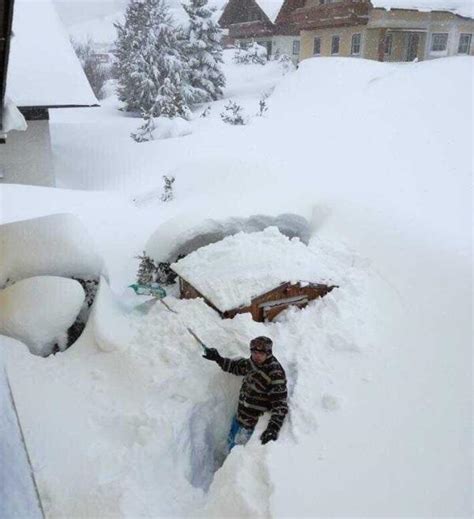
182,0,226,103
114,0,193,115
136,252,158,285
113,0,148,112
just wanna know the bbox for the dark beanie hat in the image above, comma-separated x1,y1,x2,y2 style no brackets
250,336,273,353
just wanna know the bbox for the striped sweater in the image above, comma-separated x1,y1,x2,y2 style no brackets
217,354,288,433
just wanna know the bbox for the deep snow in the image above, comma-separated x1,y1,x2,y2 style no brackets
0,276,85,356
1,54,472,517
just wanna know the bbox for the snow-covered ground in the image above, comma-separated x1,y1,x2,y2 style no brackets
1,53,472,517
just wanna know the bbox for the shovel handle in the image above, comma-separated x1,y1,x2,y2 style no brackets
186,327,208,350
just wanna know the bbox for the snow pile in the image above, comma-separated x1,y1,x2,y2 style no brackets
0,276,85,356
146,213,311,263
372,0,473,18
1,97,27,133
89,278,134,353
147,116,193,141
0,213,105,288
172,227,338,311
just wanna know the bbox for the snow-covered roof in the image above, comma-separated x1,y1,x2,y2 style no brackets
371,0,473,19
6,0,98,107
171,227,334,313
258,0,285,23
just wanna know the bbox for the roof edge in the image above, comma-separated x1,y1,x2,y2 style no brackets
0,0,16,132
371,6,473,20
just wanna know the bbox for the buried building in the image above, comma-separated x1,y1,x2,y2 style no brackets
171,227,336,322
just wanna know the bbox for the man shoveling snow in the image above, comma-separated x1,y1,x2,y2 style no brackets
202,336,288,450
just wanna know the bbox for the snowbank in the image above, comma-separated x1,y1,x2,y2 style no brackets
148,116,192,141
172,227,337,312
0,276,85,356
89,277,134,353
0,213,105,288
146,213,311,263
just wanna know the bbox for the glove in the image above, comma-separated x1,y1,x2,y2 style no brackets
202,347,222,363
260,427,278,445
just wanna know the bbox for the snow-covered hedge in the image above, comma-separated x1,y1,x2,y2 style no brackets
0,276,85,356
0,213,105,288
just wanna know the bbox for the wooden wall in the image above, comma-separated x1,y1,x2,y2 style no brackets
179,276,336,323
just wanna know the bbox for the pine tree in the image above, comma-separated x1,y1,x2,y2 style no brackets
182,0,226,103
131,110,156,143
114,0,194,115
221,100,245,125
136,252,158,285
155,75,191,119
113,0,149,112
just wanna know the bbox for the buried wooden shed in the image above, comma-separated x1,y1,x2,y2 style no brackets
171,227,337,323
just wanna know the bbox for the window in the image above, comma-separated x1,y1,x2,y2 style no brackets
430,33,448,52
384,34,393,55
313,37,321,55
293,40,300,55
351,33,361,55
458,33,472,54
331,35,340,55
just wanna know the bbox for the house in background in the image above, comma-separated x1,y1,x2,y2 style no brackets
219,0,301,63
279,0,473,62
0,0,97,187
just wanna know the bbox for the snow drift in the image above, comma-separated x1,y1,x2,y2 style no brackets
146,213,311,263
0,276,85,356
0,213,105,288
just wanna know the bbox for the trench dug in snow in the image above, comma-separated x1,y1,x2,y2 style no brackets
184,396,232,490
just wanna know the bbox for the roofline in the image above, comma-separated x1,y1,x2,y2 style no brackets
0,0,15,132
19,103,100,109
372,6,473,21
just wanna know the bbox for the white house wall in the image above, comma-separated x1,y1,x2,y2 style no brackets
424,18,474,59
1,121,55,186
273,35,301,64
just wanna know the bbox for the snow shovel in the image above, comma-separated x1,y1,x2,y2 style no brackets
186,327,209,352
129,282,167,299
